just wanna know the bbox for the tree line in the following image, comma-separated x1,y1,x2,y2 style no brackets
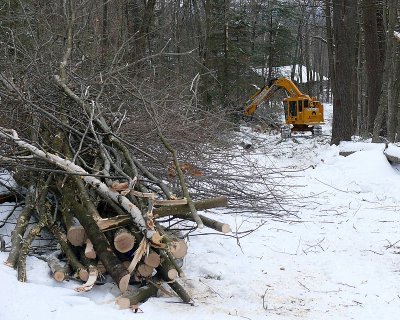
0,0,399,147
328,0,400,145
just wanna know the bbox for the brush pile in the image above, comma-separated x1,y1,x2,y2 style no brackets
0,33,231,305
0,2,290,310
0,115,230,308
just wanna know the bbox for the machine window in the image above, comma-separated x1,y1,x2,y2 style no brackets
298,100,303,112
289,101,297,116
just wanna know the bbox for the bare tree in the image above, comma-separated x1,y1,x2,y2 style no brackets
371,0,400,143
362,0,385,132
330,0,358,145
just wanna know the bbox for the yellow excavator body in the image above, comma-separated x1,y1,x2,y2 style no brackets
244,78,324,136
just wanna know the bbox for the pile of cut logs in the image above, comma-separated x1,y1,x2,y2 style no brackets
0,146,229,308
0,118,230,309
0,7,232,310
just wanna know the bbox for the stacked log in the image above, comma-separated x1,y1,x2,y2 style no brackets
0,20,231,307
114,228,136,253
46,251,71,282
0,124,229,308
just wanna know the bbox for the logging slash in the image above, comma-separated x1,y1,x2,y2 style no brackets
0,126,230,309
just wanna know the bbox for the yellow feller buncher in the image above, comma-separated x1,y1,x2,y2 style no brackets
244,77,324,138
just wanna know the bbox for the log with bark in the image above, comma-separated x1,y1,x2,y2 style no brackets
0,0,294,311
0,123,230,305
115,285,158,309
0,17,230,301
46,251,71,282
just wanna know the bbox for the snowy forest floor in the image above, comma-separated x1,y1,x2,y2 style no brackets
1,104,400,320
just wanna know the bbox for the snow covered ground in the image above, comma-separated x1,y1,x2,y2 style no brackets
1,103,400,320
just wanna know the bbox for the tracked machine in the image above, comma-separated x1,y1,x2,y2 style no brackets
244,78,324,138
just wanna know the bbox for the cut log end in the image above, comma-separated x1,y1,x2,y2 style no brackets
167,268,178,280
78,269,89,282
47,253,70,282
115,297,130,310
114,229,135,253
221,224,231,234
169,240,188,259
115,285,158,309
67,226,86,247
119,274,130,293
137,263,154,278
4,261,14,268
53,270,66,282
84,239,96,259
144,252,161,268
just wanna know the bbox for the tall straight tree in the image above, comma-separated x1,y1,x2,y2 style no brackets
330,0,358,145
372,0,399,142
203,0,230,107
325,0,335,102
362,0,384,132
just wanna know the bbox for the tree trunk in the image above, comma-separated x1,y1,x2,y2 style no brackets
135,0,156,59
373,0,397,142
331,0,358,145
325,0,335,102
357,9,365,136
144,251,161,268
362,0,384,132
101,0,108,60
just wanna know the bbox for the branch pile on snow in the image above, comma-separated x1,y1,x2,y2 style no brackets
0,123,229,308
0,20,231,303
0,5,290,311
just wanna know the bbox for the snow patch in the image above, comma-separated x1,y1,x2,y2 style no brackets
339,141,386,153
253,64,328,83
385,143,400,159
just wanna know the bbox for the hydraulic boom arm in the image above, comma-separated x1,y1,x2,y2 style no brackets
244,78,305,117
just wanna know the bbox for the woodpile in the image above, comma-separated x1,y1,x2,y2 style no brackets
0,28,230,305
0,122,230,307
0,3,240,310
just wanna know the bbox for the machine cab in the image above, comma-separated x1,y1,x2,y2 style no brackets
284,97,324,127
